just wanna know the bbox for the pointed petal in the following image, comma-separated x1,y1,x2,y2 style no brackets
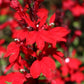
49,13,56,24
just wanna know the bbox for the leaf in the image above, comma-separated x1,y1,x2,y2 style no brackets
0,15,7,22
5,81,12,84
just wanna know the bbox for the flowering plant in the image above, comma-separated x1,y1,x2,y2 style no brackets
0,0,84,84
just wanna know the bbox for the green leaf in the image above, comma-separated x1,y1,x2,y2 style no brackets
56,61,61,68
73,21,80,29
73,37,79,46
18,0,23,4
0,15,7,22
39,73,46,80
5,81,12,84
82,81,84,84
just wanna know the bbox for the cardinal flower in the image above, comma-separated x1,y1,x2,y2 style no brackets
11,4,69,50
71,5,83,17
0,72,26,84
4,42,20,63
30,57,56,79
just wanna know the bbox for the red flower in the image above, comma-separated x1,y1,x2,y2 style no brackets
61,64,69,76
49,13,56,25
71,72,84,83
43,44,64,64
4,42,20,63
51,78,64,84
81,5,84,15
5,58,30,74
10,0,20,9
62,0,75,10
0,21,9,30
30,57,56,79
26,27,69,50
0,20,18,32
68,58,82,70
75,30,82,36
0,7,9,15
12,6,69,50
12,29,28,41
0,72,26,84
71,5,83,17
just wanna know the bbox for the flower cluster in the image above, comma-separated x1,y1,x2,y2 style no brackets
0,0,84,84
62,0,84,17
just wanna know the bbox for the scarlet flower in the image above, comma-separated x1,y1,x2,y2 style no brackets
62,0,75,10
43,43,64,64
30,57,56,79
4,42,20,63
51,78,65,84
61,64,69,76
12,7,69,50
4,56,29,73
71,5,83,17
71,71,84,83
0,20,18,32
26,27,69,50
75,30,82,36
12,29,29,41
0,72,26,84
10,0,20,9
0,7,9,15
67,58,82,70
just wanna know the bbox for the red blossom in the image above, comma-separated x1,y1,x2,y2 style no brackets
51,78,65,84
4,56,29,73
4,42,20,63
49,13,56,25
30,57,56,79
26,27,69,50
71,72,84,83
61,64,69,76
0,72,26,84
67,58,82,70
71,5,83,17
62,0,75,10
0,0,83,84
75,30,82,36
12,29,28,41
